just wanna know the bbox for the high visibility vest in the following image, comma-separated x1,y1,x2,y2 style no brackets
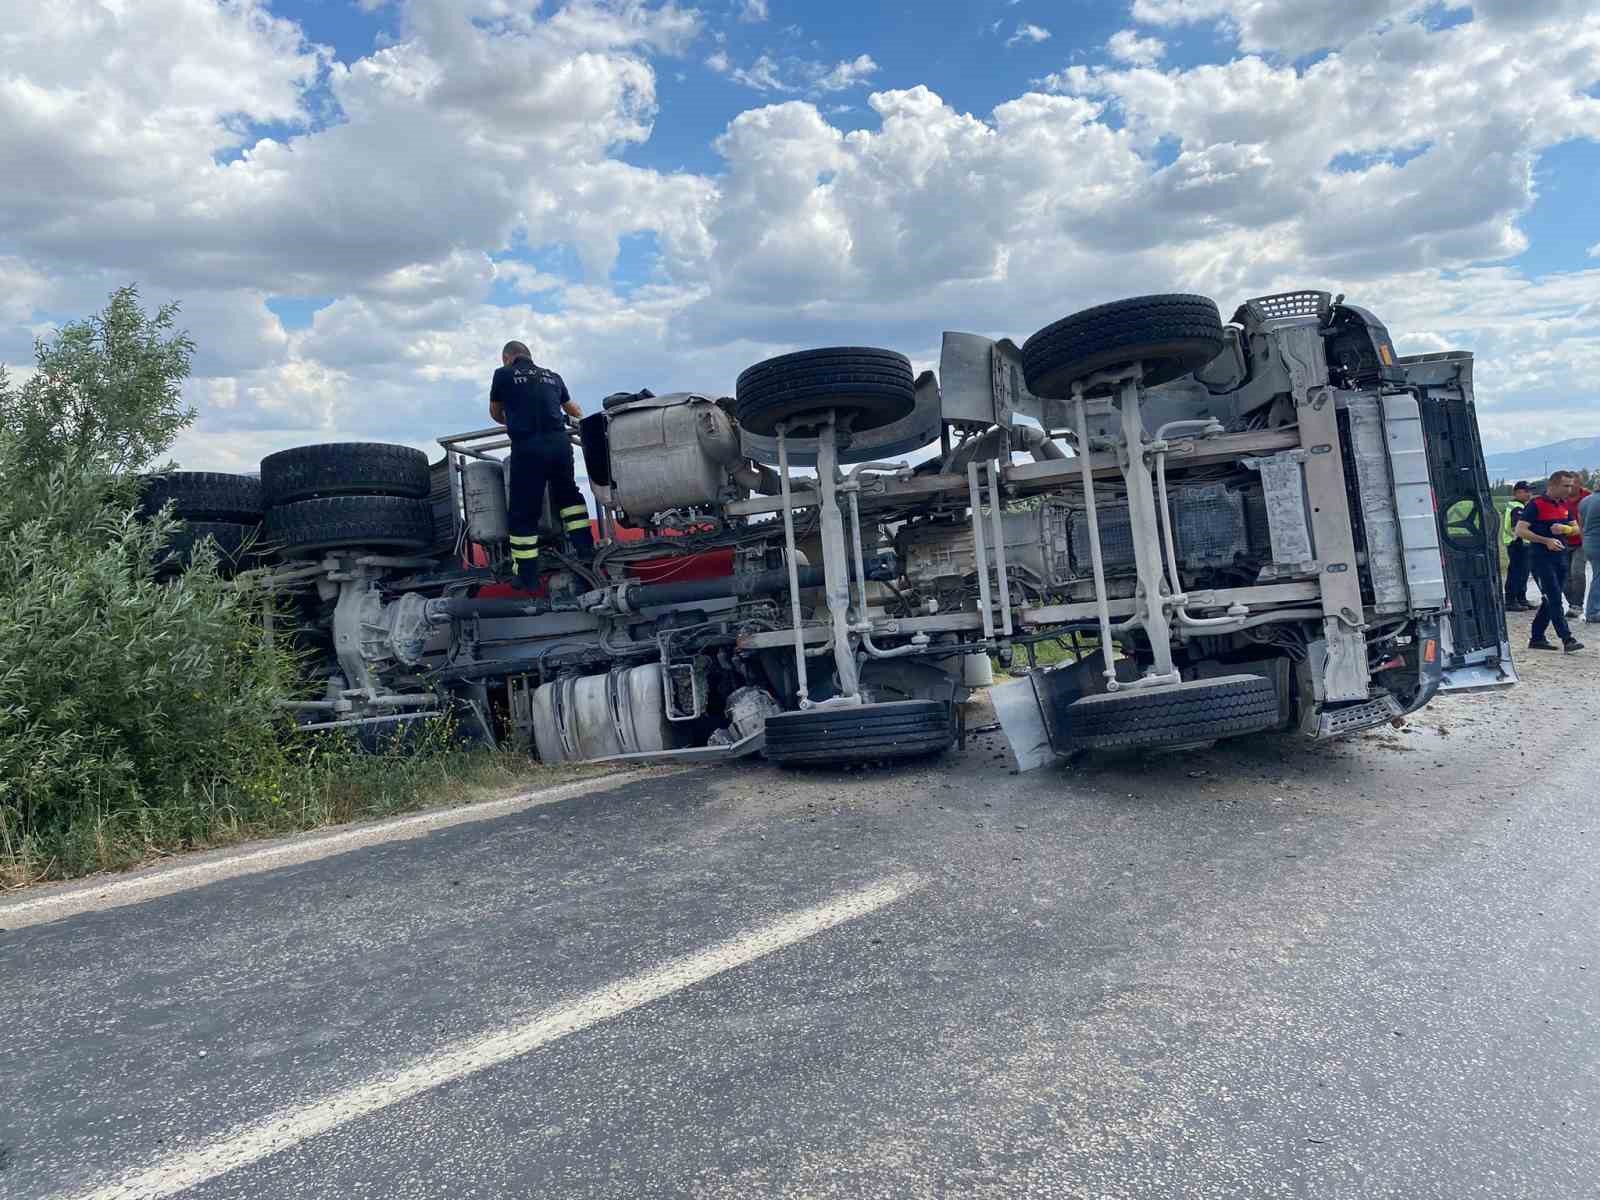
1501,502,1520,545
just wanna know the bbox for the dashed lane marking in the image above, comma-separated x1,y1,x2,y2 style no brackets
58,871,926,1200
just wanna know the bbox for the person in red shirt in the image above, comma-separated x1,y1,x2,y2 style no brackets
1514,471,1584,652
1562,473,1590,616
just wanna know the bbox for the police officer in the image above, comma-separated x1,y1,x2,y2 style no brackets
488,341,594,587
1502,480,1534,612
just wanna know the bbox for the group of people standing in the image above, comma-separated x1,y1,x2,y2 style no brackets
1503,471,1597,653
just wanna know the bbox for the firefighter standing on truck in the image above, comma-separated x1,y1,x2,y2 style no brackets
488,340,594,587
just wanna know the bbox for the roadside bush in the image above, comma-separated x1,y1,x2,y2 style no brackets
0,483,292,873
0,287,294,875
0,287,544,884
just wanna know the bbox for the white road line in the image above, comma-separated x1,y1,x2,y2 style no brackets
58,871,925,1200
1,772,648,929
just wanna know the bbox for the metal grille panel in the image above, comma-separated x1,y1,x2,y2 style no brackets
1171,483,1248,568
1070,504,1135,574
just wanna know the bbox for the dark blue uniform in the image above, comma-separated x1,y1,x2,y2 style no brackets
1503,499,1530,609
1519,492,1574,644
489,355,592,584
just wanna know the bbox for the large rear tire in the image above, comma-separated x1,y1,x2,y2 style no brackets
139,472,262,523
153,520,258,576
1021,294,1225,398
263,495,434,558
763,699,956,766
736,347,915,437
260,443,431,506
1065,674,1278,752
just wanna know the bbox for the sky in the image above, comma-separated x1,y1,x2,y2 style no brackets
1,0,1598,472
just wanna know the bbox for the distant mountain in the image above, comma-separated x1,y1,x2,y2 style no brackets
1481,437,1600,484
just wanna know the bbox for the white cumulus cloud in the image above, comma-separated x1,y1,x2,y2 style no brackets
1007,23,1052,47
722,51,879,93
4,0,1600,468
815,54,880,91
1127,0,1600,57
1129,0,1412,56
729,53,790,90
1107,29,1167,65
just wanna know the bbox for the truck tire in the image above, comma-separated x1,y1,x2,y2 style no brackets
1021,294,1225,398
763,699,956,766
1064,674,1278,752
139,472,262,522
154,520,258,576
263,495,434,558
736,347,915,437
260,443,431,506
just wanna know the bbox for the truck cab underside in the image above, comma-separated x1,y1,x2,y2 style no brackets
232,288,1514,768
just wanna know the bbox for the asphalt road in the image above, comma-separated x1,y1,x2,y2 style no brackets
4,610,1597,1199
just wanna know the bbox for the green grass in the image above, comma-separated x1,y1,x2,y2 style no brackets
0,733,603,889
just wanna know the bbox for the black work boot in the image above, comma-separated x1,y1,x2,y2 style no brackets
1527,639,1557,651
1563,637,1585,653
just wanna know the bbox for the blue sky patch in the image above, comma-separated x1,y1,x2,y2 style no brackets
1327,143,1434,174
266,296,335,329
1512,138,1600,278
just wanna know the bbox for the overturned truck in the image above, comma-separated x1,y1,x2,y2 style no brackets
205,290,1513,766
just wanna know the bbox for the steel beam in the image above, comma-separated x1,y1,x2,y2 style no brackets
1297,388,1370,701
814,414,861,702
736,611,983,652
1019,582,1320,626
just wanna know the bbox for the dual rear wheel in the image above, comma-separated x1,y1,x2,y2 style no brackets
259,443,435,559
144,445,440,566
138,471,262,576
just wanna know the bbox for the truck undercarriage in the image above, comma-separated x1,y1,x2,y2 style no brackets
216,289,1514,768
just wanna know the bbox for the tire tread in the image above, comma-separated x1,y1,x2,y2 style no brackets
1022,294,1224,397
736,348,915,436
1066,674,1279,751
764,699,955,765
261,443,431,506
262,495,434,558
154,520,258,576
139,472,262,522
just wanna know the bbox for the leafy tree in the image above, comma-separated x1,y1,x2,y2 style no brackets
0,287,289,877
0,287,506,885
0,284,195,478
